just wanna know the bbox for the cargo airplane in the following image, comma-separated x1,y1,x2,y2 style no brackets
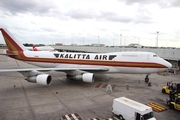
0,28,172,85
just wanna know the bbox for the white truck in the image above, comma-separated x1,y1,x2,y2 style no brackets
112,97,156,120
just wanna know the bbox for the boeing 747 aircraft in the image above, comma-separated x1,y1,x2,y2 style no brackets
0,28,172,85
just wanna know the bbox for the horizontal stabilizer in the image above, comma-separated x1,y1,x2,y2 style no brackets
0,53,18,56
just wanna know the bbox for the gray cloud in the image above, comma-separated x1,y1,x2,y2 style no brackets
66,8,101,19
41,27,57,32
66,9,133,23
66,8,154,24
100,11,133,23
158,0,180,8
0,0,155,24
134,15,153,24
134,7,153,24
124,0,156,5
0,0,60,15
123,0,180,7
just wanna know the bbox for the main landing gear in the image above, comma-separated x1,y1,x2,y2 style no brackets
145,74,149,83
66,74,71,78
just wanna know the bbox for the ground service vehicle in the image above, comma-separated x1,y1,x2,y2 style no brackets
167,84,180,111
112,97,156,120
162,82,179,94
168,96,180,111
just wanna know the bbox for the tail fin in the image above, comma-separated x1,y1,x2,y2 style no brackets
0,28,27,51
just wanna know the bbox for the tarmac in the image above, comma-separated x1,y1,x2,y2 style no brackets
0,49,180,120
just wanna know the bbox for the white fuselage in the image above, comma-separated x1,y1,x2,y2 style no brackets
10,50,172,74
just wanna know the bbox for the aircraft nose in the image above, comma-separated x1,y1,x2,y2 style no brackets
166,61,172,68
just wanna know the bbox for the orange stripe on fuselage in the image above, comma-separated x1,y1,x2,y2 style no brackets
14,52,167,68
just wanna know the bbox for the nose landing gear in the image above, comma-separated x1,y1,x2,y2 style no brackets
145,75,149,83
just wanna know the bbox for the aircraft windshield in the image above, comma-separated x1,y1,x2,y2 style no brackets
153,54,158,57
142,112,154,120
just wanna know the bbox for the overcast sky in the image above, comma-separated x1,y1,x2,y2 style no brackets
0,0,180,47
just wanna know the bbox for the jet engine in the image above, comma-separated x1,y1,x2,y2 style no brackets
71,73,95,83
26,74,52,85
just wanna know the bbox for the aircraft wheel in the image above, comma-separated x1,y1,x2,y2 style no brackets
145,78,149,82
119,115,124,120
169,103,174,109
66,74,71,78
162,89,166,93
111,112,115,118
167,100,170,106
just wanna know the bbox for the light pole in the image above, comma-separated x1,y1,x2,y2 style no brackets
83,37,84,46
98,36,99,44
124,38,126,46
120,34,122,46
156,31,159,47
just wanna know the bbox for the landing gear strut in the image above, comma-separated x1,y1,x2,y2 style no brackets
145,75,149,83
66,74,74,80
66,74,71,78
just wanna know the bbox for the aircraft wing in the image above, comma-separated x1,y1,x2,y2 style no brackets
0,67,109,72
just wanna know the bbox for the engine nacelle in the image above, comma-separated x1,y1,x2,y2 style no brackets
26,74,52,85
72,73,95,83
82,73,95,83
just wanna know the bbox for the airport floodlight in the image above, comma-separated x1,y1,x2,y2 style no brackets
156,31,159,47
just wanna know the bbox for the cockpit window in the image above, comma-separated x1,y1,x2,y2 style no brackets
153,54,158,57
